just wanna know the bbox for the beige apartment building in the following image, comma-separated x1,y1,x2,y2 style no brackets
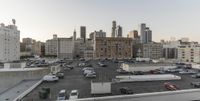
94,37,133,59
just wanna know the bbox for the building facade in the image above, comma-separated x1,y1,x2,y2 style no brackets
94,37,133,59
177,42,200,63
0,22,20,62
89,30,106,40
45,34,58,56
57,38,74,59
142,42,163,59
32,41,45,56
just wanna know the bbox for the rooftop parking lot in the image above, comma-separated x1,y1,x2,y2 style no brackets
22,60,200,101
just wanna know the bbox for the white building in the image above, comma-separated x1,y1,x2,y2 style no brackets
45,34,58,56
177,42,200,63
0,21,20,62
57,38,74,59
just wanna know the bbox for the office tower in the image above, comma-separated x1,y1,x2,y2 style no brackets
140,23,146,43
0,20,20,62
80,26,86,43
73,29,76,41
111,21,116,37
140,23,152,43
116,25,122,37
133,30,139,38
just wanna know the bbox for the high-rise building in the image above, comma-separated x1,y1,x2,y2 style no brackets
73,29,76,41
140,23,152,43
145,27,152,43
80,26,86,43
0,20,20,62
111,21,117,37
116,25,122,37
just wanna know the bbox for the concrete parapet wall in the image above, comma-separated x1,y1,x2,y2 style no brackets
0,68,50,93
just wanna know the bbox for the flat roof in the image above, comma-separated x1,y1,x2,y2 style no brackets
0,68,45,72
76,89,200,101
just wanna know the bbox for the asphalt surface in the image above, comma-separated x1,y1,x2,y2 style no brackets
22,60,200,101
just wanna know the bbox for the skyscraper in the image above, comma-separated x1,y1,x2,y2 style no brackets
80,26,86,43
116,25,122,37
140,23,152,43
73,29,76,41
111,21,116,37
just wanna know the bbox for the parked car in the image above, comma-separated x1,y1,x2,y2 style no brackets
164,82,179,90
133,71,144,75
56,72,64,79
65,65,74,70
85,73,96,78
191,73,200,78
119,87,134,94
43,75,59,82
191,82,200,88
69,90,79,100
78,63,85,67
82,67,94,71
179,70,196,74
98,62,107,67
57,89,67,100
83,70,96,76
116,68,129,74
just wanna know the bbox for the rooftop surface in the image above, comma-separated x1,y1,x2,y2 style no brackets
0,68,45,72
22,60,200,101
76,89,200,101
0,79,40,101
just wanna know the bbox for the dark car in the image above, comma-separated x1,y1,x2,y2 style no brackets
191,82,200,88
133,71,144,75
98,62,107,67
191,73,200,78
64,65,74,70
119,87,134,94
56,72,64,79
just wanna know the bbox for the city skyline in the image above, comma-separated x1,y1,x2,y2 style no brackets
0,0,200,42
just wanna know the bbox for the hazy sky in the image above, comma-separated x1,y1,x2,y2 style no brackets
0,0,200,42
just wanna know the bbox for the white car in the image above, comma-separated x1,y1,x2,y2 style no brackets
57,89,67,100
83,70,96,76
43,75,59,82
85,73,96,78
69,90,79,100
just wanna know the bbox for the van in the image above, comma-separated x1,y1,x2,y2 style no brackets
57,89,67,100
43,75,59,82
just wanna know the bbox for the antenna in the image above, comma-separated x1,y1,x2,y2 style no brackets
12,19,16,25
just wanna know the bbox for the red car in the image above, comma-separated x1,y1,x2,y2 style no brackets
164,82,179,90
